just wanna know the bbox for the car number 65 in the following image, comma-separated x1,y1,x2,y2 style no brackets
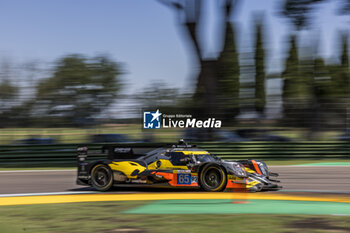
177,174,191,185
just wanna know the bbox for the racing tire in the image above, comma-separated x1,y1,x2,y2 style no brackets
199,164,227,192
91,164,114,191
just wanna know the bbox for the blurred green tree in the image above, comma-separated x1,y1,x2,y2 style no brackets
328,33,350,131
0,59,19,126
0,80,18,111
331,34,350,98
253,15,266,116
279,0,325,126
313,58,332,99
33,54,122,126
157,0,240,122
217,19,240,122
281,36,301,122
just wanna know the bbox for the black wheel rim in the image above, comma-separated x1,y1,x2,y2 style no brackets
203,167,222,189
93,167,111,188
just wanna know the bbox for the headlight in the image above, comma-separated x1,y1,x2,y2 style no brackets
231,163,247,177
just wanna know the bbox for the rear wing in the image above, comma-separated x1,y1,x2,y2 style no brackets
77,145,153,161
77,142,192,161
77,146,89,180
102,145,136,160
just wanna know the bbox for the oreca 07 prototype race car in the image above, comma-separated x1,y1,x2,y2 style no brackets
76,140,281,192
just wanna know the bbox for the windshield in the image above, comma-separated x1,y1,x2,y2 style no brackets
193,154,220,163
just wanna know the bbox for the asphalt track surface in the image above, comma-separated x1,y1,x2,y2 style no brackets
0,166,350,195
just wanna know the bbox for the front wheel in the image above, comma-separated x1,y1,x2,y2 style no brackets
91,164,113,191
199,164,227,192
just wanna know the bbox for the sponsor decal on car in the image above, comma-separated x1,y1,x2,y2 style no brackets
176,170,191,173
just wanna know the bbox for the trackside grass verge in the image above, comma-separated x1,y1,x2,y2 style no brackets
0,201,350,233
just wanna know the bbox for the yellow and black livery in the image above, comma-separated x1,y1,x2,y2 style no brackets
77,140,281,192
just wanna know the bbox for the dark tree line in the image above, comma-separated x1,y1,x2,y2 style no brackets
157,0,350,131
0,54,122,127
279,0,350,132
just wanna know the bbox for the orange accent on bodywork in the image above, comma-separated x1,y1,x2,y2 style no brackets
153,172,174,182
226,181,247,189
251,160,262,175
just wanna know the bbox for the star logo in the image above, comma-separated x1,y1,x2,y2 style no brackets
150,109,162,122
143,109,162,129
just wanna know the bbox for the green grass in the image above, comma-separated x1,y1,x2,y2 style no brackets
0,201,350,233
127,199,350,215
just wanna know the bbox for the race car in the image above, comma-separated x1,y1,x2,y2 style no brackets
76,140,281,192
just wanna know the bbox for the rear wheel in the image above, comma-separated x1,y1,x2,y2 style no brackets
199,164,227,192
91,164,113,191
